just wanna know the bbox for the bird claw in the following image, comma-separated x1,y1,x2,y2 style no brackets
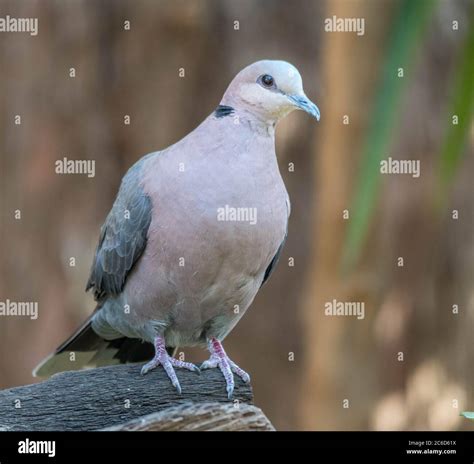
228,359,251,384
202,339,251,399
140,360,158,376
169,357,201,374
141,336,199,394
200,353,219,370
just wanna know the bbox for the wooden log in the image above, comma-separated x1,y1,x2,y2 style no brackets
103,402,275,431
0,364,254,431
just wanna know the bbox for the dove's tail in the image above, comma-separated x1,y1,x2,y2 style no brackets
32,317,157,378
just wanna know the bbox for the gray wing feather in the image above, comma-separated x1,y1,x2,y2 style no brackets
86,161,153,301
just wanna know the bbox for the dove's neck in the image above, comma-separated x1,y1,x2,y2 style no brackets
220,96,277,137
237,107,276,137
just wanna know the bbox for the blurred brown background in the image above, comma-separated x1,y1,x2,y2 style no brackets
0,0,472,430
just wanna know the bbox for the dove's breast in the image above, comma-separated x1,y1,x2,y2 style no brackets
106,118,289,346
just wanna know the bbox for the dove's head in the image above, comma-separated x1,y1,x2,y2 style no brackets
220,60,320,125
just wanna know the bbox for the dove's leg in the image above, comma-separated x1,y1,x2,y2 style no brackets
201,337,250,399
141,335,200,394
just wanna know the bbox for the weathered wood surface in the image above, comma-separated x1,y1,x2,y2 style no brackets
0,364,254,431
103,402,275,431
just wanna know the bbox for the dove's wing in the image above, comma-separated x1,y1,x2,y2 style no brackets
86,158,153,302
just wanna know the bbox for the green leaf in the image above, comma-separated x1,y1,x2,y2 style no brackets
342,0,436,273
435,9,474,209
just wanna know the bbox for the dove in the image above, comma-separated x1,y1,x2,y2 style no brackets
34,60,320,398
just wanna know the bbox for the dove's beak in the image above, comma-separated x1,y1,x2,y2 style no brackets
288,94,320,121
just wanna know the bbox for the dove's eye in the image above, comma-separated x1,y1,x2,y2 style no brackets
259,74,275,88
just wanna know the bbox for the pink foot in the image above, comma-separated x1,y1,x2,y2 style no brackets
201,338,250,399
141,336,200,394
